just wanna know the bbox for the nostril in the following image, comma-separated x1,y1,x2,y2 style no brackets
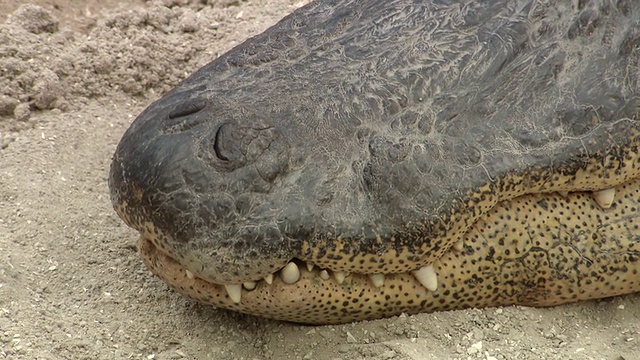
204,119,288,174
214,125,230,161
168,99,206,119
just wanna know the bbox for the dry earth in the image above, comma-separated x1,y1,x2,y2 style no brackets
1,1,639,359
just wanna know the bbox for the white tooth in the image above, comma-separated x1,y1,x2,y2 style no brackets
263,273,274,285
243,281,257,290
369,274,384,287
412,265,438,292
334,271,346,284
185,269,195,279
306,262,314,272
593,187,615,209
452,239,464,252
557,191,569,198
224,284,242,303
319,270,330,280
280,262,300,284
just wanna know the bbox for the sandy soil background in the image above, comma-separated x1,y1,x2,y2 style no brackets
1,1,639,359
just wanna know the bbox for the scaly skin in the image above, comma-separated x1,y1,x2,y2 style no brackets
109,0,640,323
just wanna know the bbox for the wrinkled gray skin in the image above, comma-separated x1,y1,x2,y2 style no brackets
110,0,640,286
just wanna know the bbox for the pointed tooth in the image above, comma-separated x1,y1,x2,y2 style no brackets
557,191,569,198
593,187,615,209
185,269,195,279
319,270,330,280
334,271,346,284
263,273,273,285
452,239,464,252
306,262,315,272
243,281,257,290
412,265,438,292
224,284,242,303
280,262,300,284
369,274,385,287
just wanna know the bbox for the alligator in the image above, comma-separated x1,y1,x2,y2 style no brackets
109,0,640,324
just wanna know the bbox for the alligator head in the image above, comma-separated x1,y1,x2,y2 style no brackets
109,0,640,324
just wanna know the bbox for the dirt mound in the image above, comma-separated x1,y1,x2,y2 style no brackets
0,1,293,147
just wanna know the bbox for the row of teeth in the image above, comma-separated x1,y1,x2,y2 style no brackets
202,262,441,304
190,187,617,304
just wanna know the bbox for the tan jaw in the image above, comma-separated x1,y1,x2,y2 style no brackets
138,178,640,324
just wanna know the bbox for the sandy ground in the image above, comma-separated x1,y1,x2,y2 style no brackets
1,1,639,359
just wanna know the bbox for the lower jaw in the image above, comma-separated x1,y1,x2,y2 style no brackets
139,234,640,325
137,177,640,324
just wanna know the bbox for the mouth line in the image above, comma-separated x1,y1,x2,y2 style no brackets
150,250,444,305
140,235,448,310
199,257,441,304
146,185,619,305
